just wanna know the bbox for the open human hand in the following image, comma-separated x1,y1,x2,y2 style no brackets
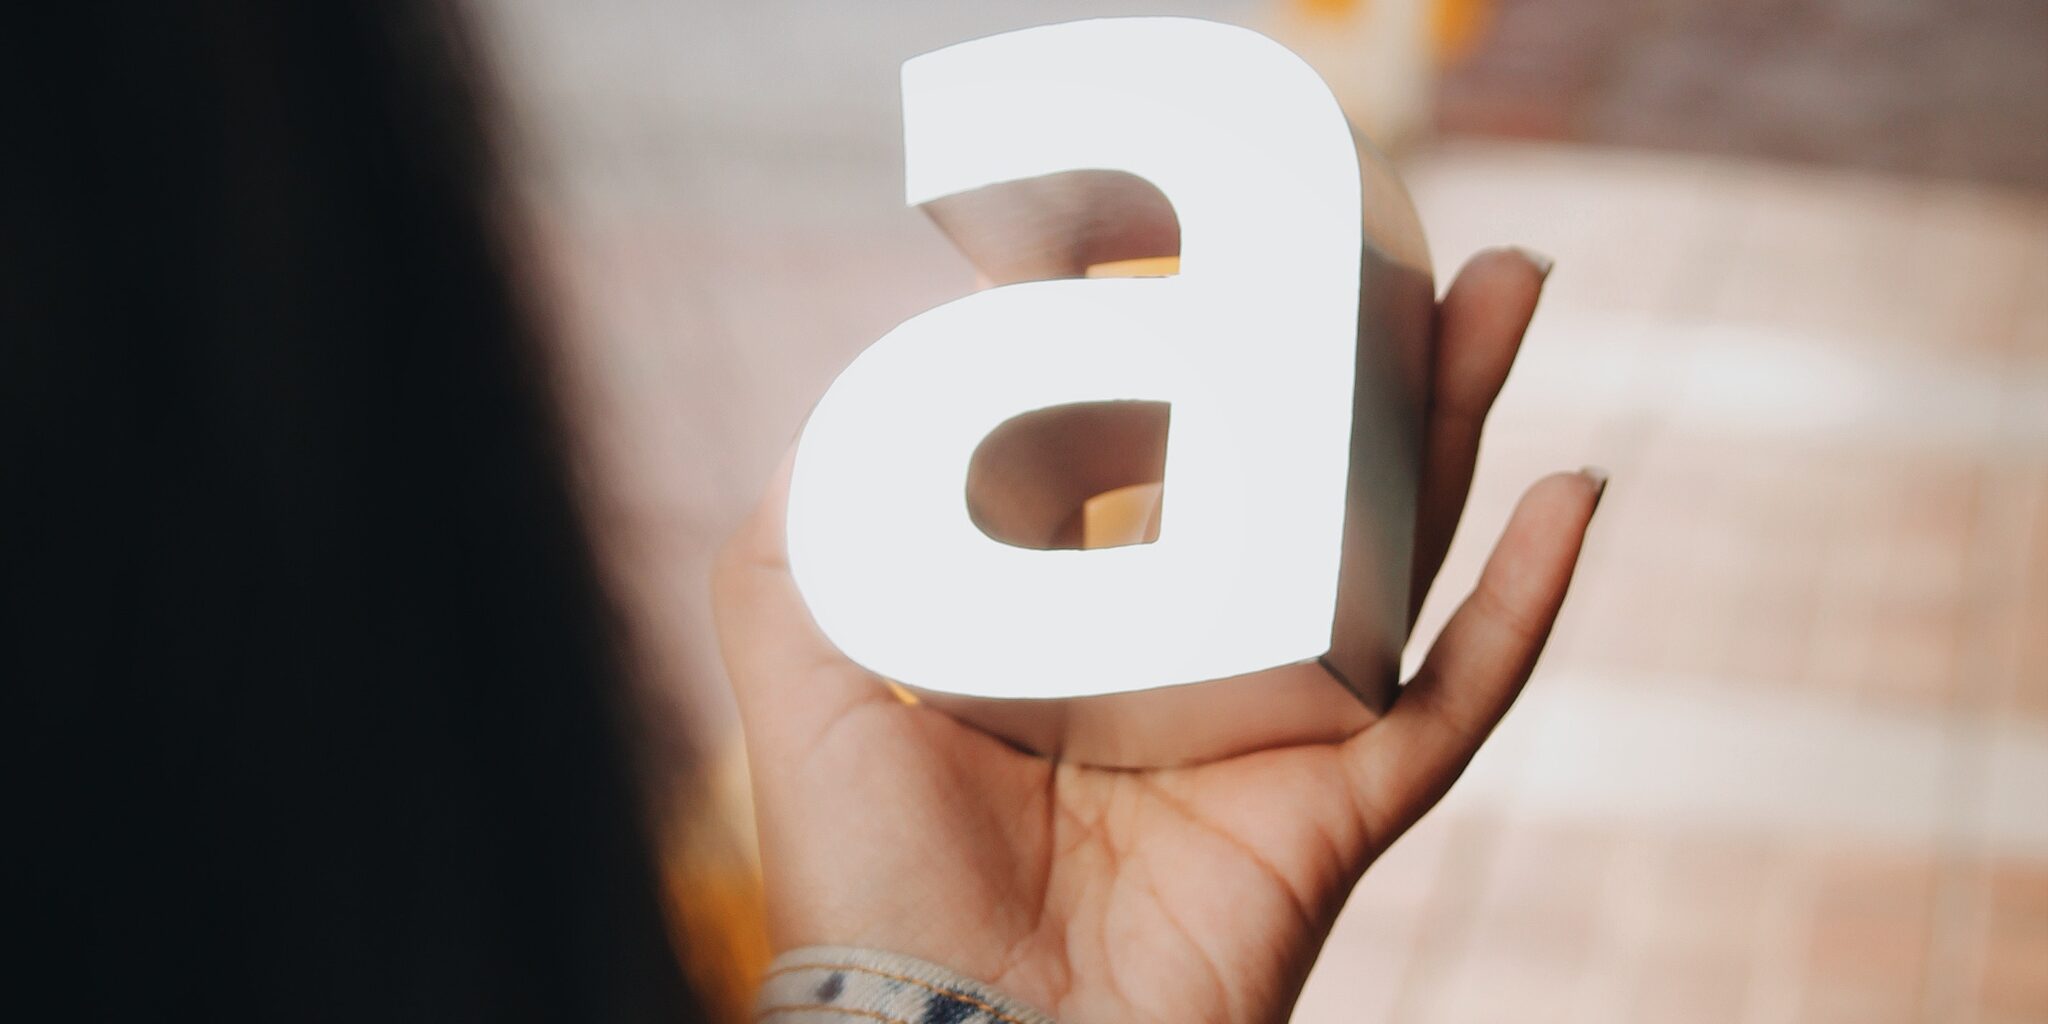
714,247,1603,1024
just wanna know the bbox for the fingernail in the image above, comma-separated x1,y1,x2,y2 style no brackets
1580,465,1610,503
1506,245,1555,280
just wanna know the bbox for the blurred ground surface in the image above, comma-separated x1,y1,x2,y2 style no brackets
1307,143,2048,1024
481,2,2048,1021
1441,0,2048,190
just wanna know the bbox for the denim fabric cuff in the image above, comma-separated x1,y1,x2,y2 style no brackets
755,946,1058,1024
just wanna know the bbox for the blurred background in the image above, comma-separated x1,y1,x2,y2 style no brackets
471,1,2046,1020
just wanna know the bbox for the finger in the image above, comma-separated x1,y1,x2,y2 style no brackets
1350,468,1604,837
710,445,893,752
1411,246,1552,618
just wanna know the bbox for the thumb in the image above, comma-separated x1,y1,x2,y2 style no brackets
711,445,891,754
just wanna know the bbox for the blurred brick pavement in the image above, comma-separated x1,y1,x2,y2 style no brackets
1441,0,2048,190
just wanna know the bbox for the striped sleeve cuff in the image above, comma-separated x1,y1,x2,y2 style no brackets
755,946,1058,1024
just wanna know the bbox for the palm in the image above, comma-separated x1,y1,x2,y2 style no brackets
773,681,1366,1022
716,250,1602,1024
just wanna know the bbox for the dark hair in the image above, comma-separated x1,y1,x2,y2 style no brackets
4,3,704,1019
